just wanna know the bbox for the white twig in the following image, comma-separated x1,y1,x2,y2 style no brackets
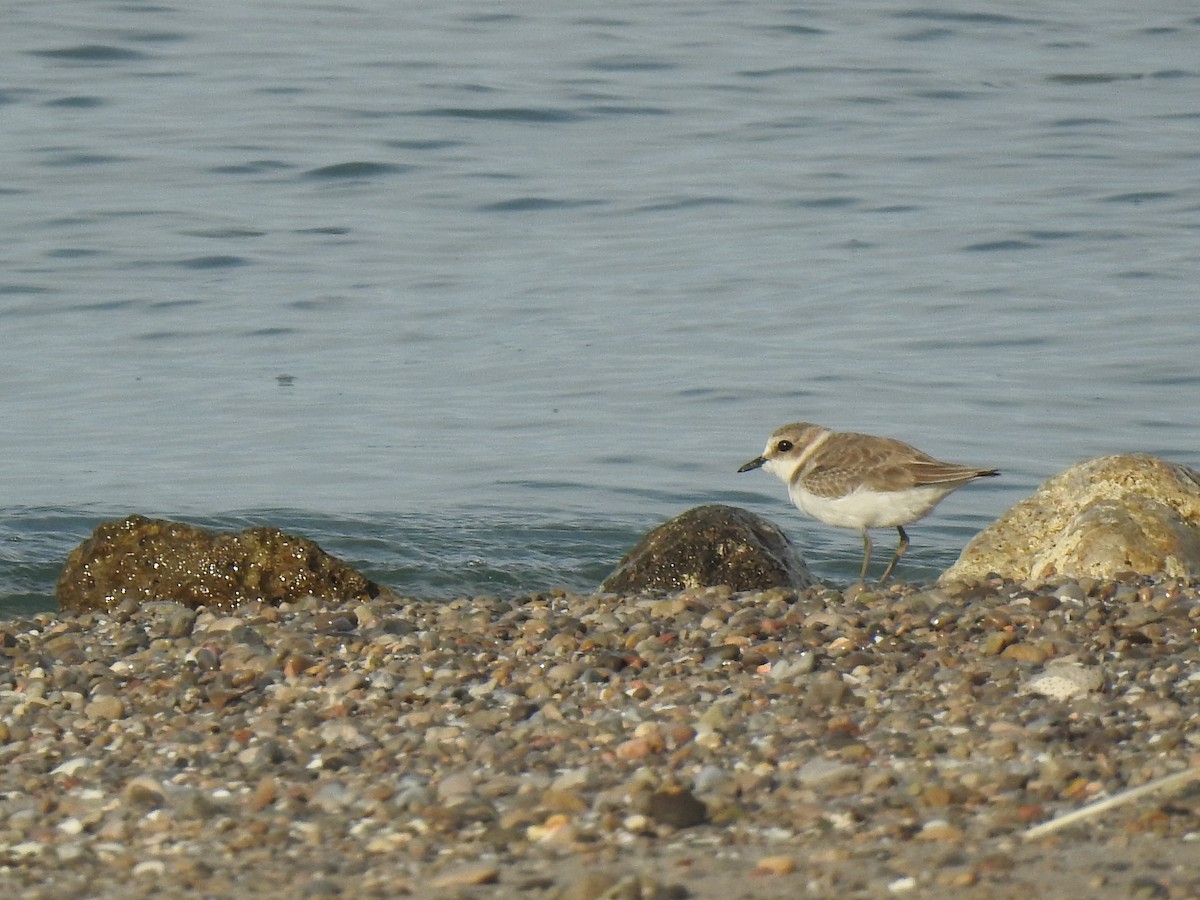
1024,766,1200,841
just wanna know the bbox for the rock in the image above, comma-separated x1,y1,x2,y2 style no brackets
796,757,858,788
57,515,386,614
436,771,475,804
123,776,167,810
430,862,499,888
753,855,797,875
942,455,1200,583
600,505,814,594
84,695,126,721
142,601,198,639
1023,661,1104,700
558,872,620,900
558,872,684,900
917,819,965,841
645,786,708,828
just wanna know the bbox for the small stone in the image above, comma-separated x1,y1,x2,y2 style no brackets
920,785,953,807
768,652,816,679
540,788,587,813
123,777,168,811
327,672,365,694
1024,662,1104,700
57,817,84,836
436,771,475,804
527,813,576,844
646,787,707,828
797,757,857,788
144,601,197,638
1029,594,1061,612
84,695,126,721
918,819,964,841
753,855,796,875
310,781,353,813
303,878,341,897
246,776,277,812
981,633,1015,655
1054,582,1088,602
559,872,619,900
430,862,499,888
546,663,581,684
1001,643,1049,664
615,737,660,760
52,757,95,777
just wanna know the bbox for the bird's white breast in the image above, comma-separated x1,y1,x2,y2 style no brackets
787,482,956,530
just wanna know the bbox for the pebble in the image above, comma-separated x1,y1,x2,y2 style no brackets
430,862,499,888
753,854,796,875
0,576,1197,897
1024,662,1105,700
83,695,126,720
646,788,708,828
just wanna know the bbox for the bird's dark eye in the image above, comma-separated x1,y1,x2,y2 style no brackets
776,440,793,453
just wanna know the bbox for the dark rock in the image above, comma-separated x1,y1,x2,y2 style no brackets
57,515,385,615
600,504,813,594
646,786,708,828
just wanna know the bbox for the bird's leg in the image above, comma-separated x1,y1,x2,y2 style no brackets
858,530,872,584
878,526,910,585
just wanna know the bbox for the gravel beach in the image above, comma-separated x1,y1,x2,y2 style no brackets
2,576,1199,898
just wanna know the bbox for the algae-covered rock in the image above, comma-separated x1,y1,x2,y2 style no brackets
942,454,1200,583
600,504,814,594
57,515,383,614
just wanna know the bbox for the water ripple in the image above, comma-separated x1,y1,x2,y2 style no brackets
303,162,414,179
31,44,149,62
411,106,584,123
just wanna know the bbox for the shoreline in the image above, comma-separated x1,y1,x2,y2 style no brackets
2,576,1199,897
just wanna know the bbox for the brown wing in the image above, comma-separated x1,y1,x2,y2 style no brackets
801,432,996,496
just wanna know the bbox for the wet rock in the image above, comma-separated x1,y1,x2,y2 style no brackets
57,515,386,614
600,505,814,594
943,455,1200,583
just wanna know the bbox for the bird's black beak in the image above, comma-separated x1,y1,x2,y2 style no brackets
737,455,766,473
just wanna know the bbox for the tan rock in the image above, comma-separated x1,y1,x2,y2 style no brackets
430,862,499,888
753,854,797,875
918,819,965,841
84,695,126,721
942,455,1200,583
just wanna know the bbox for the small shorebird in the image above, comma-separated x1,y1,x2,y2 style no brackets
738,422,998,584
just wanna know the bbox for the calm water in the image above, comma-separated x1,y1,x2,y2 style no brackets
3,2,1199,615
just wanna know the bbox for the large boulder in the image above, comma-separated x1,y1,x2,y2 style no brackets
600,504,814,594
58,515,384,614
942,454,1200,583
